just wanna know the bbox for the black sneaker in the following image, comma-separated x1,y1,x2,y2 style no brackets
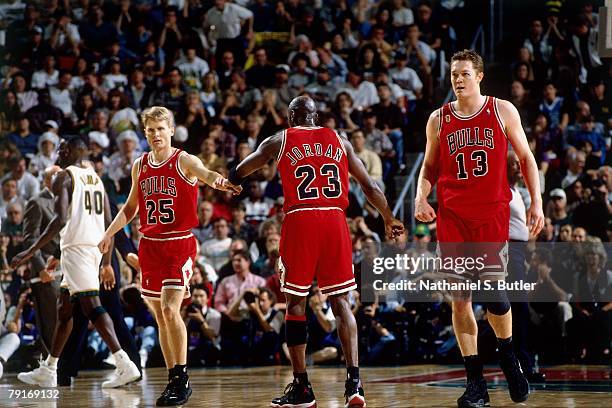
457,378,490,408
155,379,174,406
344,379,366,408
500,354,530,403
158,376,192,406
270,380,316,408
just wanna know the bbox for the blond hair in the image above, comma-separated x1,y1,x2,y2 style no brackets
141,106,175,129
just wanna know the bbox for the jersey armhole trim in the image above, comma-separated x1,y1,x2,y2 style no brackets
136,156,144,176
177,151,198,186
334,129,348,155
276,129,287,162
437,107,442,140
493,98,508,139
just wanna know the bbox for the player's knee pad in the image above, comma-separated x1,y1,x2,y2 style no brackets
485,289,510,316
285,314,307,346
88,306,107,323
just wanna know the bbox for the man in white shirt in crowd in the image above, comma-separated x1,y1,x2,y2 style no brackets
335,70,379,111
177,47,210,90
389,52,423,103
49,71,74,119
0,156,40,202
31,54,59,90
204,0,254,65
201,218,232,271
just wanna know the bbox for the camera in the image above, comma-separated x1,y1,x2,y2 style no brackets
244,291,257,304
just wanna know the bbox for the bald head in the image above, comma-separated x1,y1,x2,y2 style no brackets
288,96,317,127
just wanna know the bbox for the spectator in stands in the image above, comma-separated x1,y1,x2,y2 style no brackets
217,51,237,91
0,156,39,202
217,239,249,283
25,90,63,134
305,66,336,112
336,69,379,111
10,73,38,114
153,67,187,113
214,250,266,314
108,130,141,200
389,52,423,104
102,59,128,91
288,53,314,93
246,47,276,89
572,179,611,242
177,46,210,91
7,115,38,157
0,91,20,136
201,218,232,272
370,83,405,169
0,179,20,220
29,132,59,179
569,14,602,84
244,180,274,226
567,239,611,361
351,130,383,188
125,67,153,113
183,284,221,367
305,285,339,365
271,65,297,110
355,288,397,364
46,10,81,57
204,0,254,66
229,202,257,246
539,81,569,130
547,188,572,231
253,233,280,278
49,71,74,120
31,55,59,90
561,150,587,189
79,4,119,61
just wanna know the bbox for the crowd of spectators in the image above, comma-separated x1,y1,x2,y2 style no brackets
0,0,609,374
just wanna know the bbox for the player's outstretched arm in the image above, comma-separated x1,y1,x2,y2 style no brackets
179,153,242,194
99,158,141,254
11,171,71,268
228,133,282,186
414,110,441,223
340,135,404,239
499,99,544,236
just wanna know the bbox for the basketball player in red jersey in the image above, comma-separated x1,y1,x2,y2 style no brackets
415,50,544,407
227,96,403,408
98,106,240,406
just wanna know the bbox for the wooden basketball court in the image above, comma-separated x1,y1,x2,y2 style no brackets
0,365,610,407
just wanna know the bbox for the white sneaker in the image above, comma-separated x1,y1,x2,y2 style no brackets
103,353,116,367
0,362,3,379
17,361,57,387
101,359,140,388
139,349,148,368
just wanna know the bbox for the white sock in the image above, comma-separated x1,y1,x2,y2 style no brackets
113,349,130,366
46,355,58,369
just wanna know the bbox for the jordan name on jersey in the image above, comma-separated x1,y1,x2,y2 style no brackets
446,127,495,156
139,176,177,200
284,142,345,166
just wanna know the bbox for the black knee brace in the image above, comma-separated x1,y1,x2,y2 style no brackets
485,289,511,315
88,306,107,323
285,316,307,347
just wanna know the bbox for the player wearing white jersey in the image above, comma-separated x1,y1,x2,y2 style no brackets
11,137,140,389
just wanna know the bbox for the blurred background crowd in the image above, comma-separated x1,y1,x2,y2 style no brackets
0,0,609,378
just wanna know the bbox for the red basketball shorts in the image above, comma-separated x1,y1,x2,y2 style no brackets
436,206,509,280
139,233,197,299
279,208,356,296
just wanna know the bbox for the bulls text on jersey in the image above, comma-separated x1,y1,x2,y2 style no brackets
284,142,344,166
139,176,178,200
446,127,495,156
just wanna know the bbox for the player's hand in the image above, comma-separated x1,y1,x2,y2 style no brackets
100,264,116,290
98,234,112,254
526,203,545,236
414,198,436,222
213,176,242,195
45,256,59,273
40,268,55,284
126,253,140,270
10,249,33,269
384,218,405,239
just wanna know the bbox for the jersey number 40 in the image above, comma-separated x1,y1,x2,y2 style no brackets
295,163,341,200
84,191,103,215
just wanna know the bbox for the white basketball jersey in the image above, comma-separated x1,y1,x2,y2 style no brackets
60,165,106,249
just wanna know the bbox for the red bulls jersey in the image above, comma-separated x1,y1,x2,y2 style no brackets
277,126,350,212
137,148,198,237
437,96,511,218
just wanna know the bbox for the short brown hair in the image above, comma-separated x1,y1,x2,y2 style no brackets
451,49,484,73
141,106,175,128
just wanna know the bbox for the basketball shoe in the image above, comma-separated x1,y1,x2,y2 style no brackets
344,379,366,407
157,374,192,406
270,380,316,408
101,355,140,388
457,378,490,408
17,360,57,387
499,353,530,402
